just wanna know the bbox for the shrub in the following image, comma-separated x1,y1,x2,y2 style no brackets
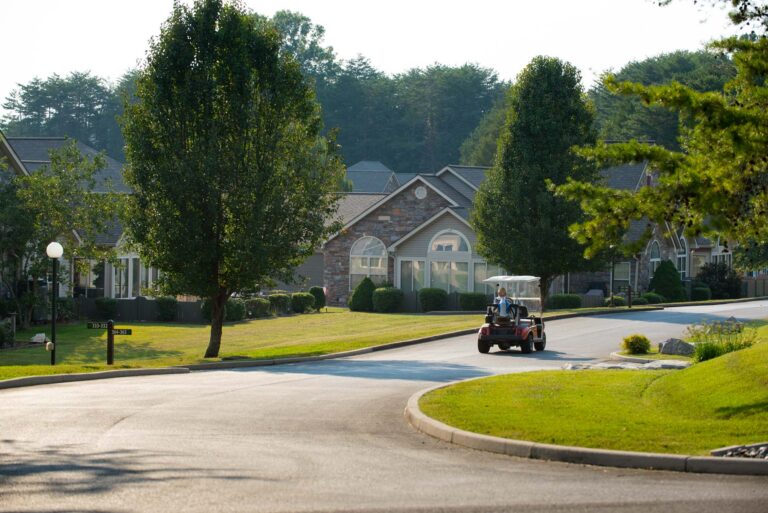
622,334,651,354
268,294,291,315
648,260,687,302
349,277,376,312
0,318,13,347
631,296,649,305
419,288,448,311
308,286,326,311
692,341,727,362
155,296,178,322
687,320,756,362
695,262,742,299
246,298,271,318
94,297,117,320
691,286,712,302
641,292,665,304
372,287,404,313
458,292,488,311
547,294,582,309
56,298,75,322
604,295,626,307
291,292,315,314
225,298,246,321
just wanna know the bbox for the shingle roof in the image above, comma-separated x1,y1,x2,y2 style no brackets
447,165,489,188
394,173,417,186
346,169,398,193
346,160,394,173
334,193,387,225
420,174,473,209
5,137,130,193
93,217,124,246
599,162,647,192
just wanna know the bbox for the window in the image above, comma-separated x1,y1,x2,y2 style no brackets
115,258,129,298
649,241,661,276
400,260,424,293
350,236,388,290
430,261,468,293
430,232,469,252
74,259,106,298
676,238,688,279
473,262,501,294
113,257,160,298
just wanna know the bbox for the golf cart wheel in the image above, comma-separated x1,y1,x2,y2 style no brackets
478,339,491,354
534,334,547,352
520,334,534,354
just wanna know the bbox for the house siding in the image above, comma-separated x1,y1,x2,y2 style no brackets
439,172,476,202
395,215,478,259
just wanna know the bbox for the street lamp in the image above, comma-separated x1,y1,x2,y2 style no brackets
46,241,63,366
609,244,615,307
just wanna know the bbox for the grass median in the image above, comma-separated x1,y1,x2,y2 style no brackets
420,328,768,455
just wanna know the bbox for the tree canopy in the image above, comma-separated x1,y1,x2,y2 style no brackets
122,0,345,358
471,56,599,304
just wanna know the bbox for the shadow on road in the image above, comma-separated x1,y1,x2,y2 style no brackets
234,359,492,382
591,308,765,325
485,349,592,362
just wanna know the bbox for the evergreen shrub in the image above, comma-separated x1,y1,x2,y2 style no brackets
419,288,448,311
225,298,246,321
246,298,271,318
459,292,488,311
641,292,665,304
349,277,376,312
308,286,326,311
622,333,651,354
604,295,627,307
372,287,404,313
547,294,582,309
691,286,712,302
648,260,687,302
290,292,315,313
155,296,178,321
268,294,291,315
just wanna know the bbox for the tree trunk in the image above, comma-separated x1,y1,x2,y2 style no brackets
204,289,229,358
539,275,552,314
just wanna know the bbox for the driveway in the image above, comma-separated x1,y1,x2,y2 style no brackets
1,301,767,512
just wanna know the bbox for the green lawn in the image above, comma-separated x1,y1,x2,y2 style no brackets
421,330,768,455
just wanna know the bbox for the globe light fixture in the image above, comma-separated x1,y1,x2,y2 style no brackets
46,242,63,365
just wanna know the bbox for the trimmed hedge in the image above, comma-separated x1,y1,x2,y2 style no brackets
641,292,665,304
155,296,178,322
94,297,117,320
631,296,649,305
691,286,712,302
246,298,271,318
291,292,315,314
308,286,326,311
372,287,404,313
547,294,582,310
225,298,246,321
622,333,651,354
604,295,627,307
268,294,291,315
419,288,448,311
458,292,488,311
349,277,376,312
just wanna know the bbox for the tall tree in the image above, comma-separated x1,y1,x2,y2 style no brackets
590,50,736,150
458,95,508,166
471,57,599,305
270,10,339,83
122,0,344,358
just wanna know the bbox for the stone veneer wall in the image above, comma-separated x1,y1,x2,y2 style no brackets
324,182,452,306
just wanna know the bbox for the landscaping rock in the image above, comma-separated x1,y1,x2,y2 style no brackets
711,442,768,460
660,338,694,356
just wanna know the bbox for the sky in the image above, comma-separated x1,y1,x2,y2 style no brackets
1,0,742,109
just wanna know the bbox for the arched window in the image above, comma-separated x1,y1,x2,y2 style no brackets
649,240,661,276
428,231,471,292
676,237,688,279
350,236,387,290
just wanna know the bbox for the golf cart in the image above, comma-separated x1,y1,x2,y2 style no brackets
477,275,546,354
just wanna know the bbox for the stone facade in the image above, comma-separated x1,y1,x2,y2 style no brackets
323,181,452,305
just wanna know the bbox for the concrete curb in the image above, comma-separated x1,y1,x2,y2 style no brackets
609,351,690,364
658,297,768,308
405,381,768,476
0,367,190,390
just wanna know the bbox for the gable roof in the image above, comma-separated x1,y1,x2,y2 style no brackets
436,164,489,191
599,162,647,192
387,208,473,251
347,160,393,173
335,193,387,225
420,174,473,209
0,131,29,177
5,137,130,193
346,169,398,193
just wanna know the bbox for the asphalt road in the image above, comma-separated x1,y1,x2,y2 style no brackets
2,302,767,513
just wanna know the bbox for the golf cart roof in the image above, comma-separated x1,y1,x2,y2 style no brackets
482,275,540,284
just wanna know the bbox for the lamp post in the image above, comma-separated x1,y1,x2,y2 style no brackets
46,242,63,366
609,244,615,307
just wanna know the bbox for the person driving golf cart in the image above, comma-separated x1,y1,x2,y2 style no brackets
494,287,514,321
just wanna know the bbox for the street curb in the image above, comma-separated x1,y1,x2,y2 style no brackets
0,367,190,390
405,381,768,476
609,351,690,364
658,296,768,308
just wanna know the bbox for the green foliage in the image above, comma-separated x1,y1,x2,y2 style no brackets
200,298,221,322
687,320,756,362
458,96,508,166
56,298,75,322
695,262,742,299
349,277,376,312
225,298,246,322
308,286,326,311
648,260,687,302
246,298,271,318
558,37,768,265
0,318,14,347
547,294,583,309
419,288,448,312
268,294,291,315
155,296,178,322
122,0,344,357
622,333,651,354
691,286,712,301
631,296,649,305
604,295,627,307
458,292,488,311
641,292,666,304
471,56,601,306
290,292,315,313
589,51,736,151
94,298,117,320
372,287,404,313
693,341,728,362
